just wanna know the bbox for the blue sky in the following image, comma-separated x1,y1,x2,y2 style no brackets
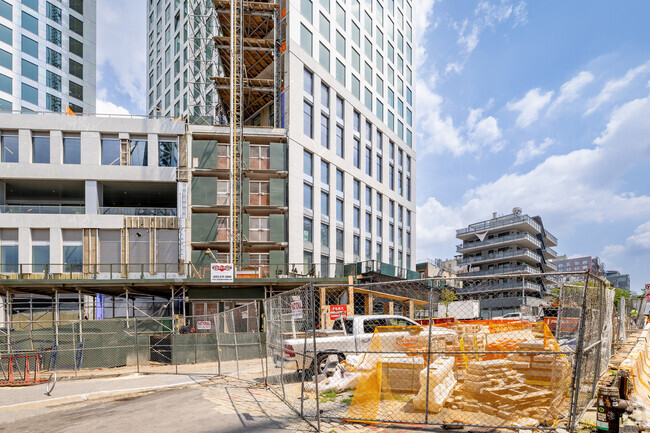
97,1,650,294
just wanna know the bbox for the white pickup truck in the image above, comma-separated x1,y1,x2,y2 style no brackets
274,314,456,378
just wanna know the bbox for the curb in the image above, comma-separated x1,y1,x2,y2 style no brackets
0,376,210,414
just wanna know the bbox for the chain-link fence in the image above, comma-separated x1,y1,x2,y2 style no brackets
262,272,616,431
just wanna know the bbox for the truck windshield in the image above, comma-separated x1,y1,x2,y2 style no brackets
387,318,414,327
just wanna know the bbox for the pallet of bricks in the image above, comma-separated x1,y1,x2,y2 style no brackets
445,339,572,426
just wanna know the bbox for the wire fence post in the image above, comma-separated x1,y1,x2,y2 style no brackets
556,281,565,340
309,282,321,432
256,302,266,383
173,315,178,375
568,273,591,430
134,316,140,374
214,313,222,376
231,311,240,380
592,279,605,395
423,284,434,425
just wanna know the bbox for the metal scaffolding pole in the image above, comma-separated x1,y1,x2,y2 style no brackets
54,289,59,346
125,287,130,328
5,291,11,354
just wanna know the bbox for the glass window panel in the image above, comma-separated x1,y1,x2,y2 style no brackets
63,136,81,164
101,138,120,166
32,246,50,273
32,136,50,163
22,11,38,34
21,82,38,105
303,183,313,209
129,139,148,166
159,140,178,166
21,36,38,59
21,59,38,82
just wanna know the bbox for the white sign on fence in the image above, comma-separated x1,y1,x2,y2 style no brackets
211,263,234,282
241,310,248,319
291,295,303,319
197,321,212,330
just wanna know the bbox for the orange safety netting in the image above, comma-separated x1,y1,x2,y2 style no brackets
343,320,572,427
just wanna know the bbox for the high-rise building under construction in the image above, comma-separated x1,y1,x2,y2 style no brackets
146,0,416,272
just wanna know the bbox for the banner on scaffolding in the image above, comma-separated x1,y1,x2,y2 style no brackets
211,263,234,282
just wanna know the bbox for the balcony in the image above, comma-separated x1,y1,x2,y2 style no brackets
456,232,541,253
458,249,542,267
457,281,543,295
99,207,177,216
1,205,85,214
457,214,542,237
465,264,541,277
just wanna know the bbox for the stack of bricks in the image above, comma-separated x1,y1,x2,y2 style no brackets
506,339,571,388
444,358,558,425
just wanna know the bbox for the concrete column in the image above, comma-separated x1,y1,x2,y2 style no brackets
51,130,63,164
85,181,100,215
18,227,31,273
148,133,159,167
50,228,63,273
18,129,31,163
81,131,101,165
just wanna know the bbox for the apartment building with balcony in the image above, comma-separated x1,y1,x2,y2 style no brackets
0,0,96,113
455,208,558,317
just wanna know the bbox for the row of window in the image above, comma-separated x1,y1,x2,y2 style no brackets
0,0,85,36
302,238,412,269
0,132,179,167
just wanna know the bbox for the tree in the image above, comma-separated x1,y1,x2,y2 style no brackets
440,289,458,318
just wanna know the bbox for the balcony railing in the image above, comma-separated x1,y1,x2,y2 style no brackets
457,214,542,236
456,232,541,252
0,205,85,214
457,249,542,266
465,264,541,277
545,231,558,245
456,281,543,294
99,207,177,216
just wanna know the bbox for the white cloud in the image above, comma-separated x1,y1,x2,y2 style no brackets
412,0,437,69
514,137,554,165
585,60,650,115
601,244,625,258
446,1,528,75
97,0,147,112
627,221,650,249
547,71,595,115
507,88,554,128
96,99,131,116
417,93,650,260
416,81,503,156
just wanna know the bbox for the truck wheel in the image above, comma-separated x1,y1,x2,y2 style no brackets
304,353,344,381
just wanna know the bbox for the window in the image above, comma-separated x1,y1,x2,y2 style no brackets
70,59,83,79
318,43,330,70
389,165,394,190
0,229,18,273
353,138,360,168
0,72,10,95
63,136,81,164
250,180,270,205
303,217,313,242
128,139,148,166
303,101,313,138
22,59,38,82
47,48,62,69
101,137,120,166
321,223,329,247
70,0,83,14
352,23,360,46
353,207,360,228
365,212,372,234
304,68,313,95
336,2,345,28
365,147,372,176
336,125,344,157
69,81,83,101
0,23,10,45
365,239,371,258
22,11,38,34
32,229,50,273
365,186,372,207
336,198,343,222
301,0,312,21
336,169,343,192
300,24,313,55
353,235,360,256
21,83,38,105
319,12,330,39
351,75,360,98
320,113,329,148
336,60,345,85
376,217,382,237
321,160,329,185
70,15,84,36
46,70,61,91
376,155,382,182
352,49,360,71
159,140,178,166
389,223,394,242
250,217,270,241
32,135,50,163
303,183,313,209
46,93,61,112
250,145,270,169
336,31,345,56
304,150,313,176
0,1,11,21
336,96,344,119
337,229,344,252
21,35,38,58
321,191,329,216
1,132,18,163
63,230,83,272
47,25,62,46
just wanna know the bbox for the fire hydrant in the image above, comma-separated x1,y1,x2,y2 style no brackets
596,384,631,433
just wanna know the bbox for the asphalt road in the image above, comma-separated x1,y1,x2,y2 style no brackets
0,385,303,433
